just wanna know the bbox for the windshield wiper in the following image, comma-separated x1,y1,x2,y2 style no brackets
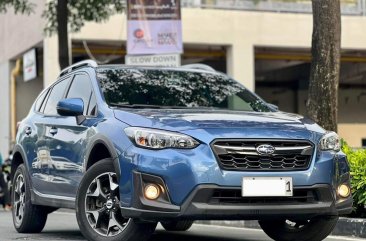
109,103,225,110
109,103,167,109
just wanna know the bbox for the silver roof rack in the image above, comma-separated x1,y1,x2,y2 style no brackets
59,60,98,77
182,64,216,72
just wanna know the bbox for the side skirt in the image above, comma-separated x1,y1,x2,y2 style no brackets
31,188,76,209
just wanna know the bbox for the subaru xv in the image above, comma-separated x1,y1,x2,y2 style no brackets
11,60,352,241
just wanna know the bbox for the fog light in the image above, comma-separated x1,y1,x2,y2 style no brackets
144,184,160,200
338,184,351,198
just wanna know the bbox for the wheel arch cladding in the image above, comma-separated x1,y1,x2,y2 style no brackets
11,145,27,180
85,135,121,178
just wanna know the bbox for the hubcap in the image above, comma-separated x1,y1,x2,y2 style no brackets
13,174,26,225
85,172,130,237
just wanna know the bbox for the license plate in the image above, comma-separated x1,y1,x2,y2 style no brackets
242,177,293,197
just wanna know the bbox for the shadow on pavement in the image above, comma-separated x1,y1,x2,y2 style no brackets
150,230,260,241
39,230,85,240
36,229,260,241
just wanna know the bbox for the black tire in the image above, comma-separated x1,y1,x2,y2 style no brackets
76,158,157,241
161,220,194,231
259,216,339,241
12,164,48,233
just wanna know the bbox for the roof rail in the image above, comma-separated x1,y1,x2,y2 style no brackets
59,60,98,77
182,64,216,72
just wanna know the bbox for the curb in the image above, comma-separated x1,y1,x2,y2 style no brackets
196,218,366,239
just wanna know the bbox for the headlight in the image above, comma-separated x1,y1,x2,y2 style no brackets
319,132,340,152
124,127,199,149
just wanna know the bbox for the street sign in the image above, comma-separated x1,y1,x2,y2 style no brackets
23,48,37,82
127,0,183,55
125,54,181,67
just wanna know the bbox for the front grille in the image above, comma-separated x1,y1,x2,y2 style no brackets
211,139,314,171
209,188,318,205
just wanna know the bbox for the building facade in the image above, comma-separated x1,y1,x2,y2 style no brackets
1,0,366,155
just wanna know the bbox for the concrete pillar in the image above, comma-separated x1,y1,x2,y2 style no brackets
226,42,255,91
43,36,60,87
0,61,11,156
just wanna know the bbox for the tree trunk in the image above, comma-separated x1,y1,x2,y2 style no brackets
307,0,341,132
57,0,69,70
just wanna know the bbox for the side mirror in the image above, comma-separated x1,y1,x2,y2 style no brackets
267,103,279,111
57,98,86,125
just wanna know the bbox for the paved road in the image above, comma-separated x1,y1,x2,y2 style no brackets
0,210,364,241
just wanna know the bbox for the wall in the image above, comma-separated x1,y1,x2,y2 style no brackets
339,124,366,148
0,0,45,63
63,9,366,93
0,62,10,157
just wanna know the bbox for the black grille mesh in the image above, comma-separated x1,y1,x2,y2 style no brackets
212,140,314,171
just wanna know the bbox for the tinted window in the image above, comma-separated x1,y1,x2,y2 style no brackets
97,68,271,112
66,74,95,116
43,78,70,116
35,89,49,112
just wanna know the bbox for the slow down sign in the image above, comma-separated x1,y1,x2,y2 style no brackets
125,54,181,67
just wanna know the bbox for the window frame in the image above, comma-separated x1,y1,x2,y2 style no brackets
34,88,50,113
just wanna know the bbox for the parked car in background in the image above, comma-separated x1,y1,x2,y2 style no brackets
11,60,352,241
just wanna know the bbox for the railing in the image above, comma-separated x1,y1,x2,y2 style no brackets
181,0,366,15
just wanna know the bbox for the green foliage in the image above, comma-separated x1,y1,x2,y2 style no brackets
342,141,366,207
0,0,34,14
43,0,126,35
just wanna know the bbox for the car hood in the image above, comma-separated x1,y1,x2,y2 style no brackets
113,108,324,135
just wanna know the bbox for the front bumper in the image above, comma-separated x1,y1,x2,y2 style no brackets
120,172,353,221
117,135,353,220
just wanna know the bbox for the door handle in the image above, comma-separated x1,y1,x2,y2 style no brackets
25,127,32,136
49,127,58,136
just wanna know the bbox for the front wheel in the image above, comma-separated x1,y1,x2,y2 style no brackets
76,159,157,241
259,216,339,241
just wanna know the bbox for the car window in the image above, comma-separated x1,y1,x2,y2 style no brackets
34,89,49,112
43,78,70,116
66,74,95,116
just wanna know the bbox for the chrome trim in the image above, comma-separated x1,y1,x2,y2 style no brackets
33,188,76,201
211,139,315,171
214,144,313,156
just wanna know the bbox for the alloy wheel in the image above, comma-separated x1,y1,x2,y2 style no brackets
84,172,130,237
13,174,26,225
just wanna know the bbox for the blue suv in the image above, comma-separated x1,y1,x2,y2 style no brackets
11,60,352,241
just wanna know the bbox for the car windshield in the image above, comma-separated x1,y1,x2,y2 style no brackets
97,67,272,112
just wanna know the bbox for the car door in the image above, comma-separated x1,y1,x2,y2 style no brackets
32,77,71,195
23,88,50,194
45,73,98,198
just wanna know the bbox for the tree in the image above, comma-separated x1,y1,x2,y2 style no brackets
1,0,125,69
44,0,125,69
306,0,341,132
0,0,34,14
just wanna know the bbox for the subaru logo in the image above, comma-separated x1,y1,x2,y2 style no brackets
256,144,275,155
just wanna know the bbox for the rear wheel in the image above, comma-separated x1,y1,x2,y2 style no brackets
76,159,157,241
161,220,194,231
12,164,48,233
259,216,338,241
